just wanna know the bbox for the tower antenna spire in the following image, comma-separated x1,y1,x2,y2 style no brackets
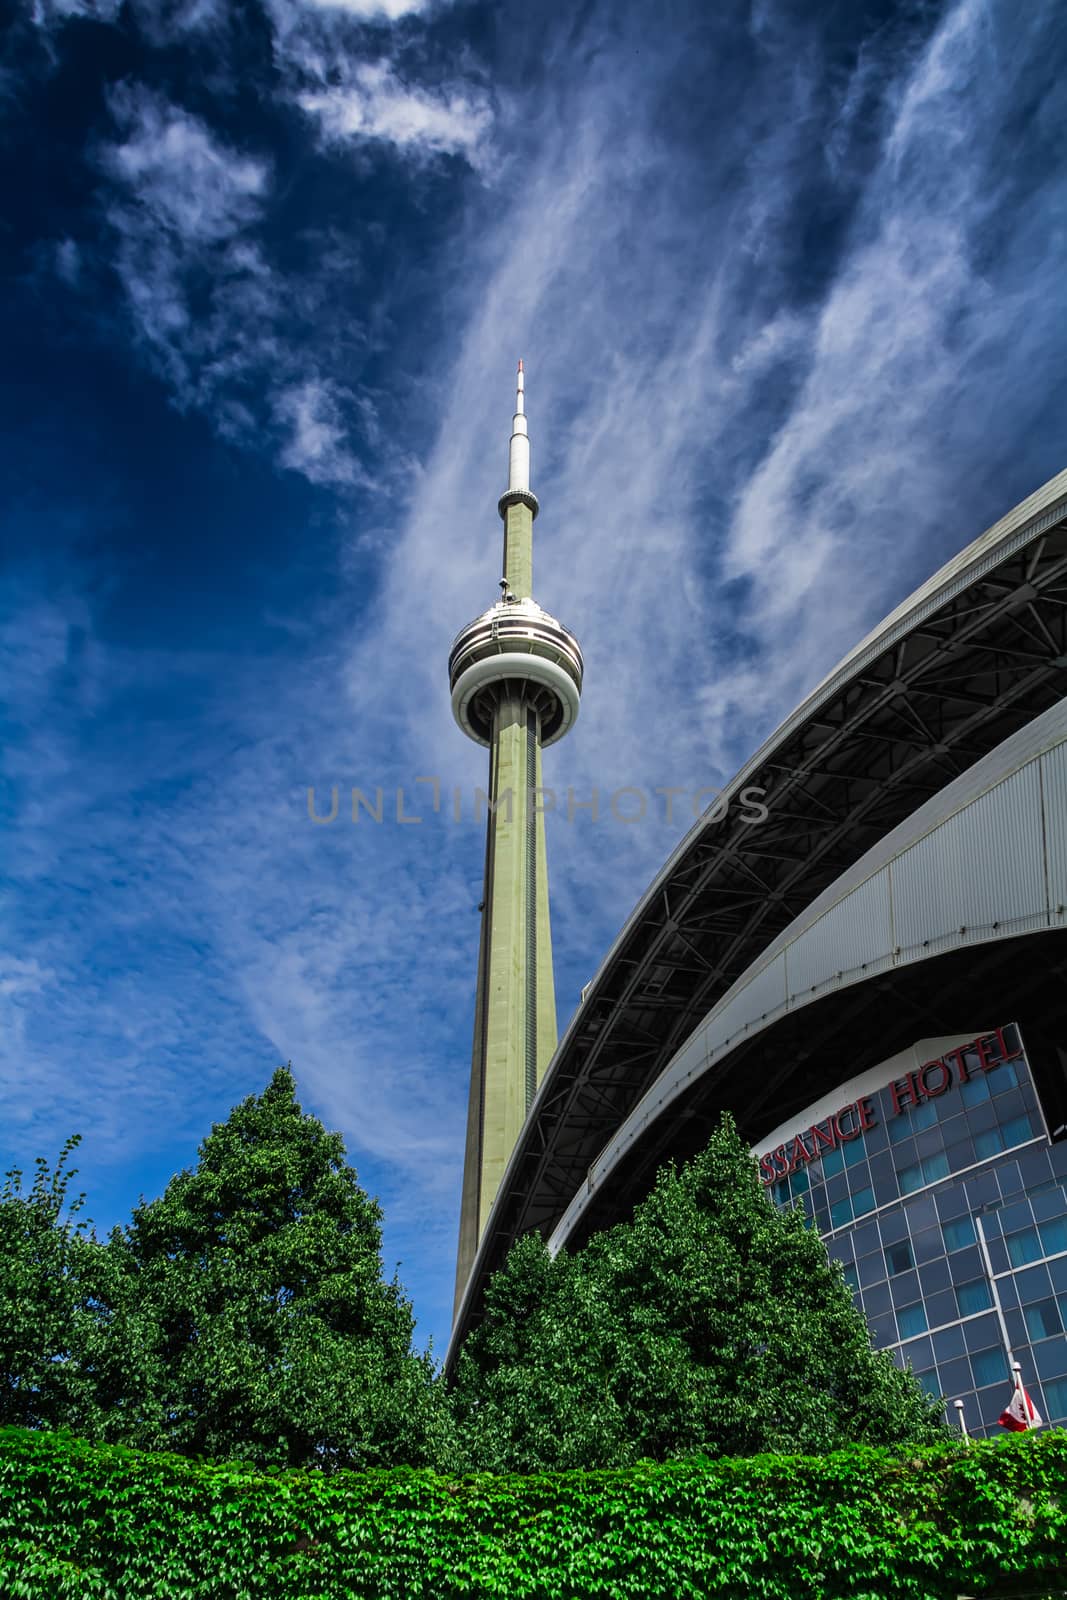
508,358,530,498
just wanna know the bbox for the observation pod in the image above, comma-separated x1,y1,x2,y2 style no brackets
449,597,584,748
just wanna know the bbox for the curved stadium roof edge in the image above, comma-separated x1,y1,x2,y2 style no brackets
548,693,1067,1254
447,466,1067,1370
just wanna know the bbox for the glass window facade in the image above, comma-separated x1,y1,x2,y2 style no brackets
761,1025,1067,1438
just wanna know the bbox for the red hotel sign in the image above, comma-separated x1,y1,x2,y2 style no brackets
758,1025,1023,1185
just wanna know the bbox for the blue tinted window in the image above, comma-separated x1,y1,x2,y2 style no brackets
972,1347,1007,1388
1007,1228,1041,1268
960,1075,991,1107
886,1241,913,1276
1002,1114,1035,1148
791,1166,810,1195
897,1302,928,1339
913,1099,939,1131
1045,1377,1067,1421
853,1187,876,1218
994,1059,1020,1089
822,1145,845,1178
1039,1217,1067,1256
943,1216,975,1252
957,1279,993,1316
1024,1300,1061,1341
923,1153,949,1185
917,1369,942,1400
975,1128,1005,1160
889,1117,913,1145
844,1137,867,1169
830,1197,852,1228
898,1162,923,1195
842,1262,859,1291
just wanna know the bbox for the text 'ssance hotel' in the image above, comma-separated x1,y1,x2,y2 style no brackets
446,394,1067,1434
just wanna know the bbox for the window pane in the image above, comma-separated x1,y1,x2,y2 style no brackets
791,1166,810,1195
830,1197,852,1228
1044,1376,1067,1421
922,1153,949,1184
1023,1299,1062,1342
844,1137,867,1169
853,1186,876,1218
842,1262,859,1291
822,1145,845,1178
943,1216,975,1252
994,1059,1019,1089
974,1128,1004,1161
971,1347,1007,1388
898,1162,923,1195
917,1369,942,1400
889,1117,913,1145
1007,1228,1041,1268
1002,1114,1035,1148
957,1279,993,1316
1038,1217,1067,1256
897,1302,928,1339
887,1241,914,1276
960,1075,991,1106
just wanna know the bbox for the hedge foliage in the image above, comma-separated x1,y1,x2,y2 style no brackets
2,1425,1067,1599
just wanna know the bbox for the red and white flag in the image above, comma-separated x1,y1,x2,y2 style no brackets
999,1376,1043,1432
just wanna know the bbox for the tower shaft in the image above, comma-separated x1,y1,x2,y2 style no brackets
455,691,557,1305
503,501,533,599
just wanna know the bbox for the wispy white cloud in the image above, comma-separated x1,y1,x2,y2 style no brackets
299,0,431,17
30,0,491,495
103,85,269,243
31,0,123,25
298,62,491,164
101,86,272,389
722,0,1033,679
96,86,388,487
275,376,365,485
53,237,81,285
0,956,56,1058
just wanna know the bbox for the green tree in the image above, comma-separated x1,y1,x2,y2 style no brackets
99,1066,454,1471
0,1136,114,1433
452,1113,947,1471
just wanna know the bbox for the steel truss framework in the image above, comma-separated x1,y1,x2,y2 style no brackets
447,492,1067,1366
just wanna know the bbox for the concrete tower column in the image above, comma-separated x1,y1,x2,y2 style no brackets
449,364,583,1318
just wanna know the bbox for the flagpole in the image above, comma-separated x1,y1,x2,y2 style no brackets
1011,1361,1030,1432
973,1214,1014,1374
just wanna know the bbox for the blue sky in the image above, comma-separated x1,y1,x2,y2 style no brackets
1,0,1065,1359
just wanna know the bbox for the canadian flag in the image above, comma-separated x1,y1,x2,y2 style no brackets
999,1374,1043,1432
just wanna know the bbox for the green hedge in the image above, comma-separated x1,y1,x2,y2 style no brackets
2,1425,1066,1599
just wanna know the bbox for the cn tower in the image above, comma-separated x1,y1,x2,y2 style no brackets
449,363,584,1315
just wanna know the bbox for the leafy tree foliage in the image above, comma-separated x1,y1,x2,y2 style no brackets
98,1066,453,1471
1,1071,455,1472
0,1137,114,1432
452,1113,947,1471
